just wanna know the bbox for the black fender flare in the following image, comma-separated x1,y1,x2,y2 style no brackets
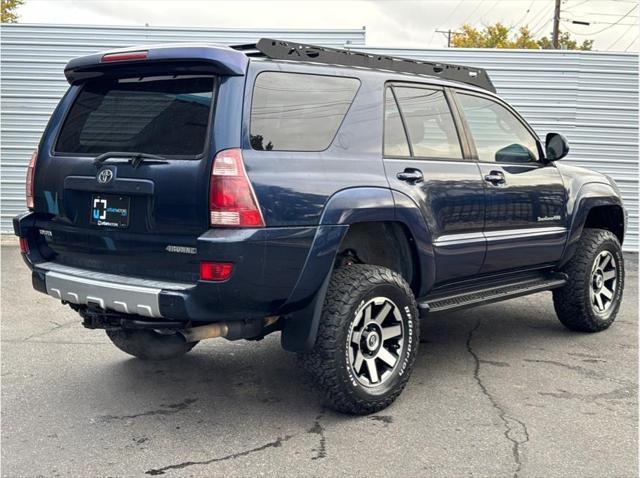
280,187,434,352
560,181,625,267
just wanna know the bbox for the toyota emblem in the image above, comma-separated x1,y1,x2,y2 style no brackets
97,169,114,184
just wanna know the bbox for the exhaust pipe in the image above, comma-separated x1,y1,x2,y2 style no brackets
179,316,279,343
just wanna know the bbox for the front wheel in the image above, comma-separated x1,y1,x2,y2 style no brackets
106,328,198,360
553,228,625,332
302,264,419,415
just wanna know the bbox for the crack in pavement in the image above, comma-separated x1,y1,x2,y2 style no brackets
308,410,327,460
21,319,78,342
466,318,529,478
523,359,634,387
539,385,636,403
95,398,197,423
144,435,294,475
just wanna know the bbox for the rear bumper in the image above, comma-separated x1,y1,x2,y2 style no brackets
34,261,190,318
16,211,325,322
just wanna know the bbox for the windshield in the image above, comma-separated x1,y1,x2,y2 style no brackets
55,75,215,158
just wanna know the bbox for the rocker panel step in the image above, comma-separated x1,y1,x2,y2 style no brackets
418,276,567,313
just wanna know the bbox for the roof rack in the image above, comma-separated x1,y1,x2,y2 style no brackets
231,38,496,93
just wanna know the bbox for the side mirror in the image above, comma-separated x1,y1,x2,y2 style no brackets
495,143,535,163
545,133,569,161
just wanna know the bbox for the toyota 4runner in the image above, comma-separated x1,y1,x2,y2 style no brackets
14,39,627,414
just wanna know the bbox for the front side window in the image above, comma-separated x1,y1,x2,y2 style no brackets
393,87,462,159
456,93,539,163
250,72,360,152
56,76,214,157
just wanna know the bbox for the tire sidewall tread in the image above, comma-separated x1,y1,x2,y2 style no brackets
302,264,420,415
553,228,624,332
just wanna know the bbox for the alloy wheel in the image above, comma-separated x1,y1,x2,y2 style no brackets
589,250,618,314
348,297,405,387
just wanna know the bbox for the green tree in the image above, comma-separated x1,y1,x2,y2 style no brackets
451,22,593,51
1,0,24,23
537,32,594,51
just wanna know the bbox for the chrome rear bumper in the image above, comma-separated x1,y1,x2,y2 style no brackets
36,262,192,318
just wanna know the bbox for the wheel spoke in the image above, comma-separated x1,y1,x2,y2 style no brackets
377,347,398,367
373,303,392,325
353,350,364,373
366,358,379,383
381,324,402,341
595,293,604,311
601,286,613,300
599,253,611,269
603,270,616,281
351,331,361,344
364,305,372,323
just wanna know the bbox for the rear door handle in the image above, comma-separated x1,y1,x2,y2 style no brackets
397,168,424,183
484,171,506,184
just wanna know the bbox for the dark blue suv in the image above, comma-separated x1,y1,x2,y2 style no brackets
14,39,627,414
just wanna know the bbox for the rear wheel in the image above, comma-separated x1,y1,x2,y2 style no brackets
106,329,198,360
553,228,624,332
302,264,419,415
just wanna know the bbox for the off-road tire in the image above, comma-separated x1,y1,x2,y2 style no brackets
553,228,624,332
106,329,198,360
302,264,419,415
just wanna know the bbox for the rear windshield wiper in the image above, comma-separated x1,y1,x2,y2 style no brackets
94,151,169,169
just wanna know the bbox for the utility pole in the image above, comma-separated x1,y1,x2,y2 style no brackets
552,0,562,49
436,29,459,47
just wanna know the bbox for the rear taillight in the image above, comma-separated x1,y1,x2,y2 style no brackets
101,51,148,62
209,149,265,227
19,238,29,254
26,148,37,210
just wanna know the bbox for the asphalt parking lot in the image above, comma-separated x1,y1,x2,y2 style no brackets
1,245,637,478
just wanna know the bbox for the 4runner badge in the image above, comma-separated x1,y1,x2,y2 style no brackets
166,245,197,255
97,169,114,184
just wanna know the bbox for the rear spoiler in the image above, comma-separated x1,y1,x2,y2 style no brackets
64,44,249,84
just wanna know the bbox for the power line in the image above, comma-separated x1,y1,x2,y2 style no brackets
435,29,463,47
460,0,486,26
512,0,536,28
608,22,637,50
564,0,591,10
430,0,465,44
528,3,553,33
563,16,637,26
566,4,638,35
624,34,639,51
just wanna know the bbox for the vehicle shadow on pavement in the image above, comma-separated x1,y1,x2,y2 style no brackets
93,292,601,420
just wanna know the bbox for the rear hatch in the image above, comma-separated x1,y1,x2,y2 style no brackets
34,68,217,283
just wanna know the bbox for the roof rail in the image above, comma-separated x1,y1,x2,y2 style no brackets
232,38,496,93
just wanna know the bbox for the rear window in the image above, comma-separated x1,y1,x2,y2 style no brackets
56,75,214,157
250,72,360,151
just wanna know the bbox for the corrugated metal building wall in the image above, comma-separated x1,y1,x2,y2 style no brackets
1,25,638,250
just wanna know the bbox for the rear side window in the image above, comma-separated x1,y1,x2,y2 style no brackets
250,72,360,151
56,76,214,157
384,88,410,157
393,87,462,159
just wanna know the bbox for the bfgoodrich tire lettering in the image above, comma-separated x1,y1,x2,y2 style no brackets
553,228,625,332
302,264,419,415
